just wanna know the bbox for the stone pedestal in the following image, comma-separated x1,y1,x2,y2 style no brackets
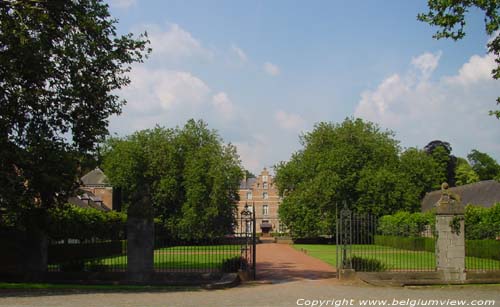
127,217,154,282
435,215,465,282
435,185,466,282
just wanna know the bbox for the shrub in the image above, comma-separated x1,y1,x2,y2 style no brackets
465,204,500,240
374,235,435,252
377,211,435,237
349,256,388,272
466,240,500,260
47,204,126,241
221,256,246,272
60,260,85,272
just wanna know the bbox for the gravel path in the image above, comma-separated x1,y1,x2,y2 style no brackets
1,280,499,307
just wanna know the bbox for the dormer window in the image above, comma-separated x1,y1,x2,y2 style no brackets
263,182,268,189
263,192,268,199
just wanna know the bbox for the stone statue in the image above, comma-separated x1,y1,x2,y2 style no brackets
436,182,464,214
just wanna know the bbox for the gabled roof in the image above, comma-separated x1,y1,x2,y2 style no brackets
421,180,500,212
81,167,109,186
68,190,110,211
240,178,257,189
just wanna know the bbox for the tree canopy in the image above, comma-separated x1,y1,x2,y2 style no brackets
418,0,500,118
467,149,500,180
102,120,243,239
0,0,150,223
274,118,432,237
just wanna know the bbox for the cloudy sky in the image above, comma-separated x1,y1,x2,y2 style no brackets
106,0,500,174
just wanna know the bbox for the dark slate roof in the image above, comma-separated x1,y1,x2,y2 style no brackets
421,180,500,212
240,178,257,189
81,167,109,186
68,190,110,212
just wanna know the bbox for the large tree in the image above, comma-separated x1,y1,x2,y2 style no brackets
467,149,500,180
275,118,419,237
424,140,457,187
418,0,500,118
0,0,149,225
102,120,243,239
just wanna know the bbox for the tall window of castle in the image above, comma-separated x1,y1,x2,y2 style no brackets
262,175,268,182
263,204,269,216
263,192,268,199
263,182,268,189
247,191,252,200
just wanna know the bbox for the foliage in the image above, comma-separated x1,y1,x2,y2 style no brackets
275,118,404,237
466,240,500,261
467,149,500,181
0,0,150,225
374,235,435,253
449,216,464,236
221,256,245,272
418,0,500,118
465,203,500,240
377,211,435,237
455,157,480,186
349,256,388,272
46,204,126,241
102,120,243,239
424,140,457,187
399,148,440,198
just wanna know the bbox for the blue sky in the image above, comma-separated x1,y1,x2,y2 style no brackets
106,0,500,174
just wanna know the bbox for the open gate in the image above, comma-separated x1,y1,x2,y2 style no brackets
239,204,257,279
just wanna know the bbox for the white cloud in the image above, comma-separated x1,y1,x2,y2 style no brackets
108,0,136,8
264,62,280,76
444,53,496,85
354,51,500,159
145,23,212,60
212,92,235,119
231,45,248,62
275,110,306,131
411,51,442,78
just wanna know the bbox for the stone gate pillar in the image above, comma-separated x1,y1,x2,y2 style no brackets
435,183,466,282
127,193,154,283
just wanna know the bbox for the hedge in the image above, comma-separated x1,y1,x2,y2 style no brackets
47,204,126,241
374,235,435,252
466,239,500,261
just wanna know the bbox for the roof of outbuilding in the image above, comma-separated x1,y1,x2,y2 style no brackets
421,180,500,212
81,167,109,186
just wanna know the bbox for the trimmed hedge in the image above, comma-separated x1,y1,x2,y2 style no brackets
374,235,435,252
47,204,126,241
350,256,388,272
466,239,500,261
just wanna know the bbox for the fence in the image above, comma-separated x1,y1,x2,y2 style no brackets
465,239,500,271
336,207,436,272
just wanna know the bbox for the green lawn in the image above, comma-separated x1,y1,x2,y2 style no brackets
51,245,242,272
294,244,500,271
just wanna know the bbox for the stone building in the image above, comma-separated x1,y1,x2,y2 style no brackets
236,168,284,235
68,167,117,211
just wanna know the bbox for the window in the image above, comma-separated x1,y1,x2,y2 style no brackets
263,204,269,216
262,175,268,182
247,205,253,212
262,192,268,199
247,191,252,200
263,182,268,189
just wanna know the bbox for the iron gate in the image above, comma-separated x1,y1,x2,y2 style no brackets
336,203,436,274
239,204,257,279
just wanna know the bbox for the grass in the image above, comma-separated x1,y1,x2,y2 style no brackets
0,282,198,291
294,244,500,271
51,245,242,271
